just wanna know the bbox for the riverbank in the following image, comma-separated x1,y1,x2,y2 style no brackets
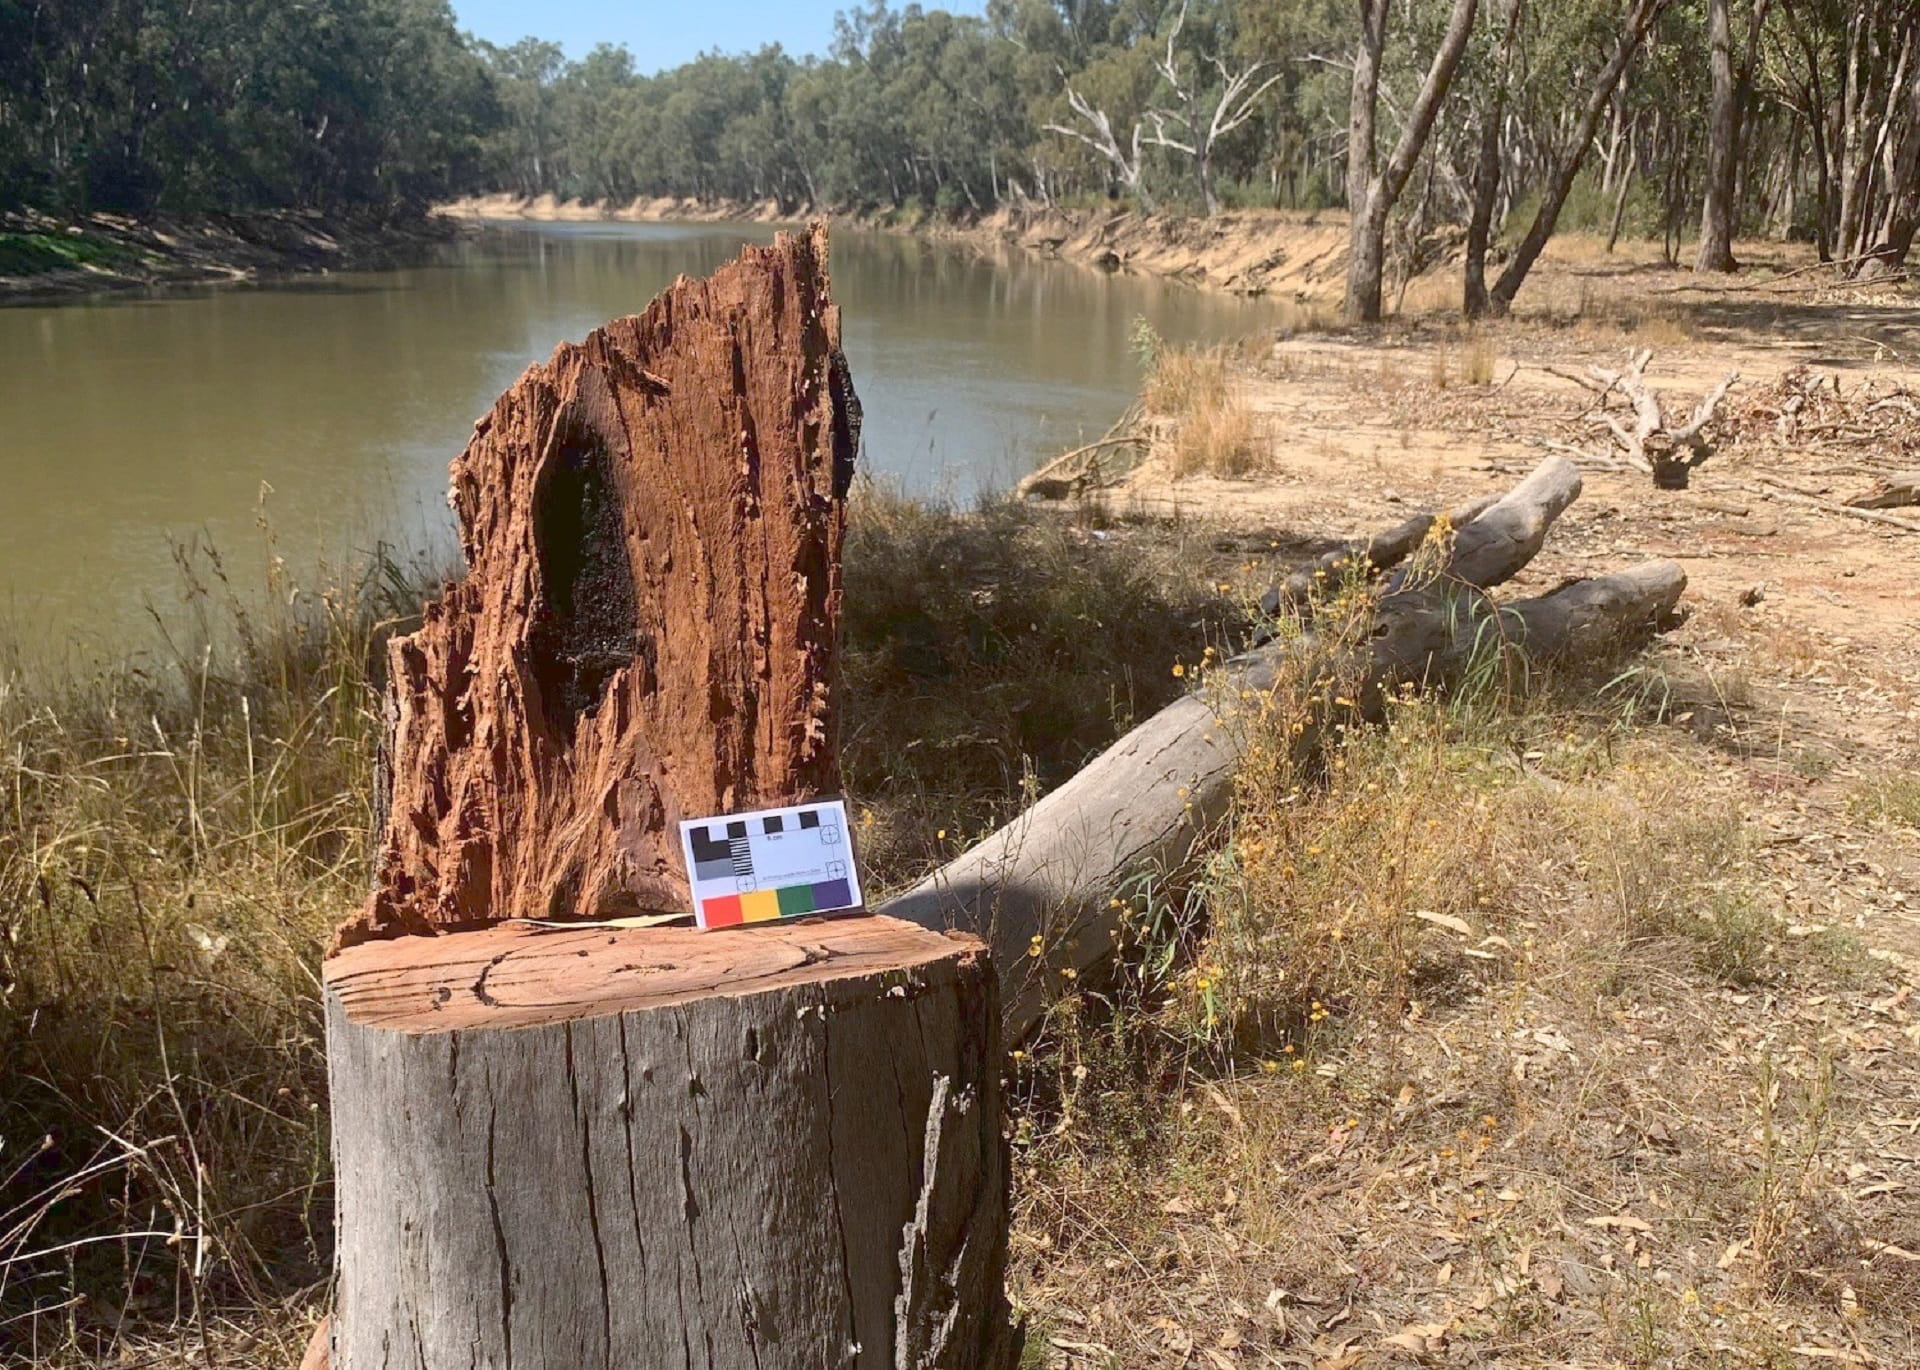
7,251,1920,1365
0,209,469,302
438,193,1352,298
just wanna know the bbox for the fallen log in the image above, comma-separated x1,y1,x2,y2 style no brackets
1756,481,1920,533
1257,493,1500,616
882,457,1686,1039
1845,471,1920,510
1014,401,1147,500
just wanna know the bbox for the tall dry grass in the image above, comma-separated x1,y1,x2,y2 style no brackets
1136,322,1266,479
1,540,425,1358
1004,589,1896,1365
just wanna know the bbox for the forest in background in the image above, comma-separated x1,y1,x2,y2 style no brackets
2,0,1917,312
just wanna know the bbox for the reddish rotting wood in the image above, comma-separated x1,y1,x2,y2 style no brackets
338,225,860,949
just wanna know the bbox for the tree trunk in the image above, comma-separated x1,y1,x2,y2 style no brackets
1487,0,1666,315
341,226,862,950
884,458,1686,1041
1465,0,1525,317
1836,2,1872,263
1695,0,1741,271
1860,36,1920,277
313,231,1022,1369
1198,141,1220,216
1606,126,1637,253
1346,0,1480,324
1344,0,1391,323
320,917,1018,1370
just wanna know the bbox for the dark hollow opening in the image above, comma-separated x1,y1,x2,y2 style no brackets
529,424,645,742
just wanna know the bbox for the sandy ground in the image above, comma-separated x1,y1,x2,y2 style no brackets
1113,280,1920,966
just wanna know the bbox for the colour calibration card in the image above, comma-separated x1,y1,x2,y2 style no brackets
679,798,864,930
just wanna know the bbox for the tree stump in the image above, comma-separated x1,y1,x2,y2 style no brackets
323,917,1017,1370
319,230,1018,1368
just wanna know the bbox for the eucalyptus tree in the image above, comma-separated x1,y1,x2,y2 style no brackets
1139,0,1284,214
1343,0,1482,323
476,38,568,199
1696,0,1772,270
3,0,498,215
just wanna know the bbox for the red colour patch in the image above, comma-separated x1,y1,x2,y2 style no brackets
702,894,744,928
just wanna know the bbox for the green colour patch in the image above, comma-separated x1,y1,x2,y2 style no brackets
776,883,818,918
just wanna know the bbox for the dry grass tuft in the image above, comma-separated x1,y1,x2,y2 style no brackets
0,541,421,1357
1140,338,1266,479
1849,770,1920,830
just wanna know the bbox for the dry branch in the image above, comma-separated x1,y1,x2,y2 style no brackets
1756,481,1920,532
1258,493,1501,615
1845,471,1920,509
1556,351,1740,489
884,457,1686,1039
1016,402,1147,499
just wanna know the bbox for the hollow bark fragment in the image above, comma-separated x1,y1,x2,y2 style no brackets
341,226,861,949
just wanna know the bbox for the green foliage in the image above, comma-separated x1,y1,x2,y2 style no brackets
0,0,498,215
0,230,142,275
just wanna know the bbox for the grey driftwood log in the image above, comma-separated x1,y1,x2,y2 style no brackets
882,457,1687,1038
322,917,1017,1370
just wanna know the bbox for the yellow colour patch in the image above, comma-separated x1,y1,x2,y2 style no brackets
740,890,782,923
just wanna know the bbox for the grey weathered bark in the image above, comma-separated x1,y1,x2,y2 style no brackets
1345,0,1481,323
1045,81,1157,213
321,917,1017,1370
1695,0,1742,272
1861,31,1920,279
884,458,1687,1040
1845,471,1920,508
1558,351,1740,488
1344,0,1391,321
1464,0,1526,317
1486,0,1669,315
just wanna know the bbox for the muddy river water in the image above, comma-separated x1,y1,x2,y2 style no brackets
0,220,1279,650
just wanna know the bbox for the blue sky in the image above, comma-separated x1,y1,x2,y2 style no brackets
451,0,990,73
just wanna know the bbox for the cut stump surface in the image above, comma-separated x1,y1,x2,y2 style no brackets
323,916,1017,1370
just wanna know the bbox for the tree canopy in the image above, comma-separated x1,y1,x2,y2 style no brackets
2,0,1914,308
